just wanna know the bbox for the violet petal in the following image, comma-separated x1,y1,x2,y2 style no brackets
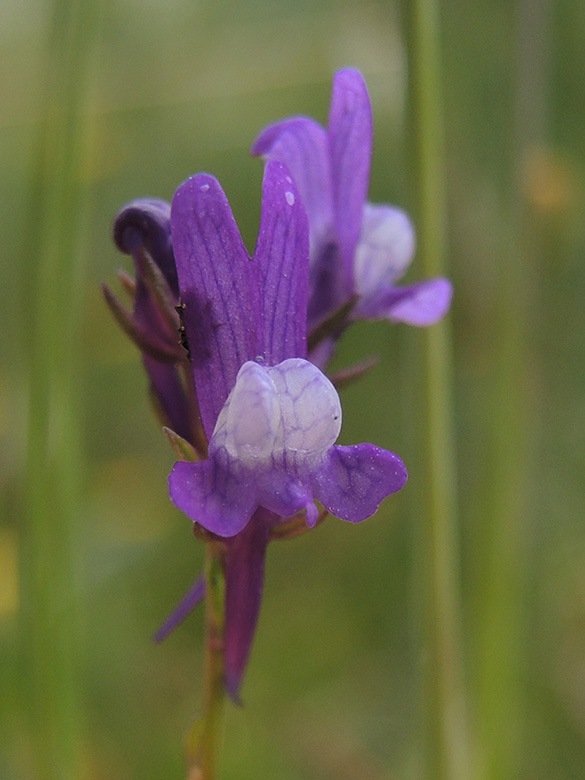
327,69,372,287
312,443,407,522
254,161,309,363
171,174,261,438
358,277,453,326
168,453,255,538
251,117,334,253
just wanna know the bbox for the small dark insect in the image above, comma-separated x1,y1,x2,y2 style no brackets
175,300,190,358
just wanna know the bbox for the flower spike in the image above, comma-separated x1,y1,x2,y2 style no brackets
110,120,410,705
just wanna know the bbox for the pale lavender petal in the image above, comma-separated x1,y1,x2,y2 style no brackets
312,443,407,522
251,118,334,252
358,277,453,326
268,358,341,452
224,514,270,700
152,575,205,643
168,454,256,537
327,68,372,286
254,161,309,363
171,174,261,438
353,203,416,296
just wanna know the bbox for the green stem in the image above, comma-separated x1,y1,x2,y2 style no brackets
190,542,226,780
404,1,469,778
19,0,100,777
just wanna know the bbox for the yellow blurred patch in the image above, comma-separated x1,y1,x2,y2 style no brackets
91,454,173,542
0,528,18,616
521,145,575,213
80,109,128,183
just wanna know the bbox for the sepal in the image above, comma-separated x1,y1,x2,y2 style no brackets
163,426,200,461
269,507,328,539
116,268,136,299
307,294,358,353
134,246,180,334
101,282,182,362
328,355,378,389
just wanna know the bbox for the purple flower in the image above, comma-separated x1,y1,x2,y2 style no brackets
251,68,452,334
168,160,406,536
170,358,405,536
164,160,407,696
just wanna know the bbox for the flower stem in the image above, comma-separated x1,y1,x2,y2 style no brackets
189,541,226,780
404,1,470,778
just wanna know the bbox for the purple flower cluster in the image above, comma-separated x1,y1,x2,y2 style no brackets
106,69,451,699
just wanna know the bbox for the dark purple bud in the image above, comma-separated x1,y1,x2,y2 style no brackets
113,198,178,296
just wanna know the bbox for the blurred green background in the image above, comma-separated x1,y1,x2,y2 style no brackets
1,0,585,778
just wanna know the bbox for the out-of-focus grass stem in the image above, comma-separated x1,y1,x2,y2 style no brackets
404,1,469,778
20,0,100,777
473,1,550,778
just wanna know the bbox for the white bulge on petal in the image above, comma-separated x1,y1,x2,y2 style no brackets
212,362,282,460
210,358,342,466
354,203,415,296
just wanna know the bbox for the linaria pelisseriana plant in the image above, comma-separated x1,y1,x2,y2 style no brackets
104,68,451,779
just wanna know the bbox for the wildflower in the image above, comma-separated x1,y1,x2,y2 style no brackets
166,160,407,695
251,68,452,337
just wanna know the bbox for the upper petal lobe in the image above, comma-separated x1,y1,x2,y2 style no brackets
252,117,333,254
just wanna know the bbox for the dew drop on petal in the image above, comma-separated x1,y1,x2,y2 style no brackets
285,191,295,206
